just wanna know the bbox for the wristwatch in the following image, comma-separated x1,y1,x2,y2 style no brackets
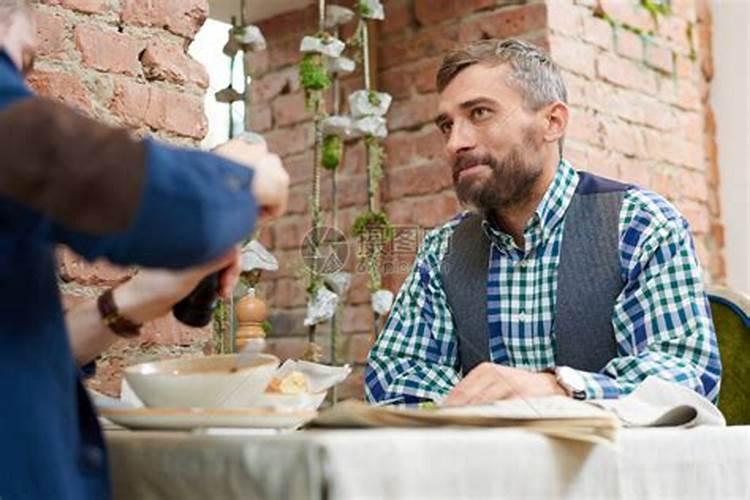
554,366,587,400
97,287,142,338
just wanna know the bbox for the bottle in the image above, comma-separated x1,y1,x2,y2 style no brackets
172,272,220,327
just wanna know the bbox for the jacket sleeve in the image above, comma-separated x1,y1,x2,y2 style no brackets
0,97,257,268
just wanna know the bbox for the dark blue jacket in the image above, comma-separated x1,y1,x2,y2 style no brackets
0,51,258,499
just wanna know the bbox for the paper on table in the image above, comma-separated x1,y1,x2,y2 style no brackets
590,376,725,427
273,360,351,394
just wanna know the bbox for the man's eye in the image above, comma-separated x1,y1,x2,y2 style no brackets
439,122,452,136
471,107,491,120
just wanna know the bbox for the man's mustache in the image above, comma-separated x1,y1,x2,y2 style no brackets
452,154,498,181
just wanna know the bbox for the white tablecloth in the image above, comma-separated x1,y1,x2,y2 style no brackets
106,426,750,500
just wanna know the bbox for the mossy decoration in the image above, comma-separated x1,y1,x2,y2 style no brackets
352,211,394,241
321,134,343,170
300,53,331,91
640,0,670,19
358,0,372,17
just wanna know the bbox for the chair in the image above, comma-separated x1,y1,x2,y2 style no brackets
707,285,750,425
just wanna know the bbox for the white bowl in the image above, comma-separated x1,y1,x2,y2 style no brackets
124,354,279,409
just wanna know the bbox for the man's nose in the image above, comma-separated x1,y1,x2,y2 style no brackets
446,120,476,157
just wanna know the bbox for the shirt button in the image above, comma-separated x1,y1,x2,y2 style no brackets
517,311,527,322
518,259,528,268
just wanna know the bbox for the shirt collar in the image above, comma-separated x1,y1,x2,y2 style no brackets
482,159,580,253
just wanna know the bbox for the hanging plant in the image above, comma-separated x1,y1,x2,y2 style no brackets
300,53,331,91
321,134,343,170
352,210,394,240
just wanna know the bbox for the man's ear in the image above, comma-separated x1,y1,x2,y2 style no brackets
543,101,569,145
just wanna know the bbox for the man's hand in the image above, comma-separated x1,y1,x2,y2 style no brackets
213,139,289,222
113,247,241,325
443,362,566,406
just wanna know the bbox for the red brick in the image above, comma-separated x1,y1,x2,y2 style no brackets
680,170,709,202
413,192,460,228
614,154,650,187
342,304,374,334
382,0,412,35
642,128,703,170
141,39,209,88
139,316,210,346
252,68,295,102
58,248,134,286
340,333,374,364
283,151,314,186
644,43,674,74
599,118,646,157
264,337,310,361
248,104,272,132
75,25,144,76
458,3,548,43
596,52,656,94
674,199,709,234
582,14,614,51
657,15,692,55
27,70,91,112
388,93,438,131
110,78,150,126
34,12,66,59
383,162,453,201
271,92,308,127
254,4,316,38
272,278,307,308
615,28,643,60
266,37,303,69
566,108,603,147
336,175,370,209
383,131,418,167
413,56,442,94
62,0,107,14
415,126,446,162
121,0,209,39
380,67,412,100
271,216,311,250
596,0,656,35
546,0,584,37
549,35,596,78
265,124,314,157
144,87,207,138
657,78,701,111
414,0,497,26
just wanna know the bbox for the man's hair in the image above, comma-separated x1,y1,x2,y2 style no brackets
437,39,568,155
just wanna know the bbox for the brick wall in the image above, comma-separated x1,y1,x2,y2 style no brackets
546,0,724,280
31,0,211,395
27,0,723,399
249,0,723,399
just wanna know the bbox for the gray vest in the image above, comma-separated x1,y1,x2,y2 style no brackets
440,172,630,375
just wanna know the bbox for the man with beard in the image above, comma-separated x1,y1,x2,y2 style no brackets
0,2,289,498
365,39,721,406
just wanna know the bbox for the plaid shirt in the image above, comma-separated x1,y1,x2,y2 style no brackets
366,160,721,404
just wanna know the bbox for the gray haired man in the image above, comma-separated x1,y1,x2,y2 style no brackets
365,39,721,407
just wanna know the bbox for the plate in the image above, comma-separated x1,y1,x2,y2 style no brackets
100,407,317,431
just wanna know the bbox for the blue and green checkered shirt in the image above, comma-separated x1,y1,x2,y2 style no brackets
366,160,721,404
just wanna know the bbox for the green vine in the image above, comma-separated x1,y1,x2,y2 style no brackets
365,135,385,181
640,0,670,19
357,0,372,17
321,134,343,170
300,53,331,111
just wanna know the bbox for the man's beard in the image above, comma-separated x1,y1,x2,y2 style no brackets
452,129,544,213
